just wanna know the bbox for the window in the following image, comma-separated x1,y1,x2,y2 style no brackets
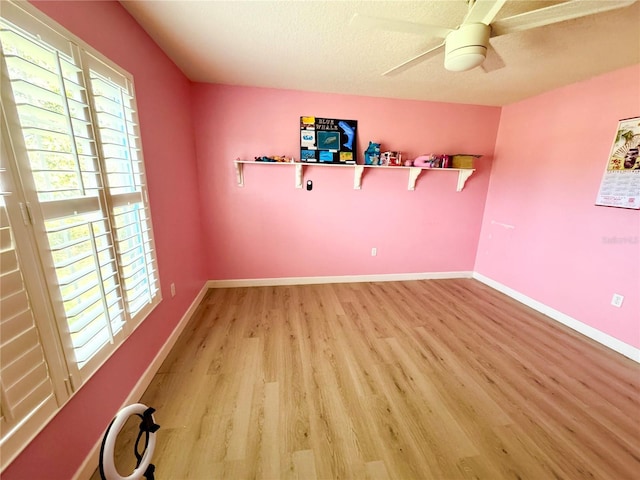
0,1,161,467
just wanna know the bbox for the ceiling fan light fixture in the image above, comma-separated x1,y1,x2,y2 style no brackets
444,23,490,72
445,47,487,71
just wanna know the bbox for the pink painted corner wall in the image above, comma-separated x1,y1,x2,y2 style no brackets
192,84,501,279
476,65,640,349
3,2,207,479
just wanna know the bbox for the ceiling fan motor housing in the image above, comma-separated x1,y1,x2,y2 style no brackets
444,23,491,72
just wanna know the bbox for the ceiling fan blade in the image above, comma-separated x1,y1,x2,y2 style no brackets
491,0,637,37
463,0,508,25
481,42,506,72
382,41,446,76
350,13,452,38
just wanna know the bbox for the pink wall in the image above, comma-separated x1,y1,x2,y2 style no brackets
476,65,640,349
3,2,207,479
192,84,501,279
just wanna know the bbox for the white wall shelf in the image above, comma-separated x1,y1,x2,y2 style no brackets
234,160,475,191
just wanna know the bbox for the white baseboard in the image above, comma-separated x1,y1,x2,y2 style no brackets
207,271,473,288
73,282,210,480
473,272,640,363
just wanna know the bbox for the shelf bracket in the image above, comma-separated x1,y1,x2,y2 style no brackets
456,169,474,192
234,161,244,187
353,165,365,189
408,167,423,191
295,164,303,188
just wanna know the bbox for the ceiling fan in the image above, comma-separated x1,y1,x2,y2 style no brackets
351,0,637,74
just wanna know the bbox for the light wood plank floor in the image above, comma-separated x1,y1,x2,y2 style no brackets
92,279,640,479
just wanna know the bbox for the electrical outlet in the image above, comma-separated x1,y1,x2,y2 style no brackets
611,294,624,308
170,283,176,298
371,247,377,256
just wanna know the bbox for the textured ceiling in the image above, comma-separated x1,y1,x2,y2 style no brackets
120,0,640,106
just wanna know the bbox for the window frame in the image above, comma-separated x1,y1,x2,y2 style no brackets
0,0,162,468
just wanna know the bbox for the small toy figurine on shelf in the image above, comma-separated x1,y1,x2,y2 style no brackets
254,155,291,162
412,154,451,168
364,141,381,165
381,151,403,166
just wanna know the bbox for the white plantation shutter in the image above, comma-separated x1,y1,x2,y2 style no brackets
44,211,126,370
86,56,160,321
0,165,62,470
0,201,57,424
0,0,161,463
